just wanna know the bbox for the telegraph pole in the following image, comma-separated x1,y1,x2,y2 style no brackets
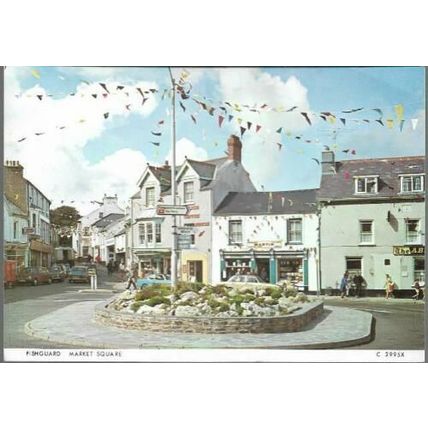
168,67,178,290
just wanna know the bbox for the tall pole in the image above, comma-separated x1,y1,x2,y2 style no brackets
168,67,178,290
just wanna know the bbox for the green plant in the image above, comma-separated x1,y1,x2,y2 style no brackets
144,296,170,307
254,297,265,306
217,302,230,312
264,287,283,299
231,295,245,305
283,285,298,298
242,294,256,302
130,301,145,312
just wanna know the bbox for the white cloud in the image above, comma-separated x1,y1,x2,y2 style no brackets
215,68,313,188
4,68,159,215
166,137,208,165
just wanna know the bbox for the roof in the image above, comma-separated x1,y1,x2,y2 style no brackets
186,159,217,179
25,179,51,204
91,213,124,228
318,155,425,201
214,189,318,215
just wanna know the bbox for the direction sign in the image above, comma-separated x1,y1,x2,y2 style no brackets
176,226,194,235
156,204,189,216
177,234,192,250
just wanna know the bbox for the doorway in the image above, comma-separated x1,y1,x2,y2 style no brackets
256,259,270,282
188,260,203,283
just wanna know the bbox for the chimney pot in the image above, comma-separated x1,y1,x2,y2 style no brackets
164,160,169,166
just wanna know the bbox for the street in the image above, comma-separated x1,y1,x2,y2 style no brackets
3,268,425,350
3,266,119,349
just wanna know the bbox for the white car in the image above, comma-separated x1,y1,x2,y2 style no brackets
227,274,267,284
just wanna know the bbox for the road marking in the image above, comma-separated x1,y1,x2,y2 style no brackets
362,309,392,314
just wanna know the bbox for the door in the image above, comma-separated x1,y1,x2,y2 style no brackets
256,259,270,282
188,260,203,283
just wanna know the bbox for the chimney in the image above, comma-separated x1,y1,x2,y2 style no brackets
321,150,336,175
164,160,169,167
4,160,28,214
227,135,242,162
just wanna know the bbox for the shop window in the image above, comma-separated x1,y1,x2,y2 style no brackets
139,224,146,244
355,176,378,194
278,258,303,285
288,219,302,243
406,219,420,244
414,258,425,281
145,187,155,207
359,220,374,244
155,223,161,243
184,181,194,203
228,220,242,245
400,175,424,193
146,223,153,243
346,257,362,276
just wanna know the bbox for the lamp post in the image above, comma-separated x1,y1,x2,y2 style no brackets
168,67,178,290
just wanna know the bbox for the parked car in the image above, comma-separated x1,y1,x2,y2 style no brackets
136,273,171,288
59,263,71,276
16,267,52,286
4,260,17,287
226,274,267,284
68,266,90,284
50,265,66,282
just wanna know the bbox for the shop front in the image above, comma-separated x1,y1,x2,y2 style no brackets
181,250,209,284
134,249,171,277
219,248,309,287
5,242,29,269
29,239,52,267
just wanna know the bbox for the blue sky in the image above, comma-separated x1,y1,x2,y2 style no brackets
4,66,425,213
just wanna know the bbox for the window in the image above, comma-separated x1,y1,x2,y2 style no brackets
360,220,374,244
288,219,302,243
13,221,18,239
139,224,146,244
346,257,362,276
146,223,153,243
406,220,420,244
32,213,36,228
99,212,103,219
355,177,378,194
155,223,161,243
190,234,195,245
229,220,242,245
414,258,425,281
146,187,155,207
184,182,194,203
384,259,391,266
83,227,90,236
400,175,424,193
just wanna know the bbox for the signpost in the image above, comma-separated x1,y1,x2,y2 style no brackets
176,226,194,235
156,204,189,216
177,234,192,250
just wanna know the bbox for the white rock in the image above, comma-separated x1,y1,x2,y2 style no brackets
278,297,292,308
175,305,200,317
179,291,199,302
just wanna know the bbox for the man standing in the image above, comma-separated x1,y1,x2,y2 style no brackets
353,272,366,298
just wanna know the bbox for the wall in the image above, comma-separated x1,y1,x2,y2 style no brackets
3,197,29,243
320,201,425,290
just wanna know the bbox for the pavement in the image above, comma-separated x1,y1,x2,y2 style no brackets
24,299,373,349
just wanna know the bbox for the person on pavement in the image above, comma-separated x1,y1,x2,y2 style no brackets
126,268,138,291
339,271,349,299
385,274,395,299
353,272,366,298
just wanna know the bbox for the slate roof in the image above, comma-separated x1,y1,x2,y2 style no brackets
318,155,425,201
91,213,124,228
187,159,218,179
214,189,318,215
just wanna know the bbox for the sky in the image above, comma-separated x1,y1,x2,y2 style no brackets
4,66,425,216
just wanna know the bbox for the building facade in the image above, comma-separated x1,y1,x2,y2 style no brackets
4,160,52,268
318,151,425,293
130,135,256,282
211,190,319,291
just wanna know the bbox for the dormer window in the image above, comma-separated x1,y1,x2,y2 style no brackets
184,181,194,203
400,175,424,193
354,176,378,194
145,187,155,207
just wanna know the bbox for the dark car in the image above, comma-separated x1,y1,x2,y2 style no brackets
68,266,90,284
16,267,52,286
50,265,66,282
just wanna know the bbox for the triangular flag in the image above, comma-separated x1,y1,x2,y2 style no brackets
256,125,262,133
117,85,124,90
340,118,346,126
125,104,131,110
373,108,383,118
208,107,215,116
394,104,404,122
411,118,419,130
301,112,312,125
104,112,109,119
327,116,336,124
399,120,405,132
277,143,283,151
320,115,327,121
191,115,197,124
36,95,43,101
151,131,162,137
375,119,384,126
158,120,165,125
18,137,26,142
218,115,224,128
179,101,186,112
31,70,41,79
386,119,394,129
237,118,243,125
151,142,160,146
91,94,98,99
276,127,283,134
247,122,252,131
228,115,234,122
99,83,110,94
240,127,246,137
102,93,108,98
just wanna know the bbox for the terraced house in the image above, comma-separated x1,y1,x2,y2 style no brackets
130,135,256,282
318,150,425,294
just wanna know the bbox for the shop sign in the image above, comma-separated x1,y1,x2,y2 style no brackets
248,240,282,250
393,245,425,256
177,235,192,250
156,204,189,215
176,226,194,235
22,227,35,234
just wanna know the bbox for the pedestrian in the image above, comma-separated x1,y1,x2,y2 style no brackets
126,268,138,291
385,274,395,299
119,261,125,281
353,272,366,298
107,260,113,275
412,279,423,301
339,271,349,299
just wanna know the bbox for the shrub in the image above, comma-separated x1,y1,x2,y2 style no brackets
283,285,298,298
264,287,283,299
144,296,170,307
176,281,206,294
242,294,256,302
212,285,229,297
217,302,230,313
135,285,171,301
231,295,245,305
254,297,266,306
130,301,145,312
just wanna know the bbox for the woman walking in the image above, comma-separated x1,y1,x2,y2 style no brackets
339,271,349,299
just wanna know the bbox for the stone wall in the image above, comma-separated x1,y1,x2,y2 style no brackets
94,301,324,334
